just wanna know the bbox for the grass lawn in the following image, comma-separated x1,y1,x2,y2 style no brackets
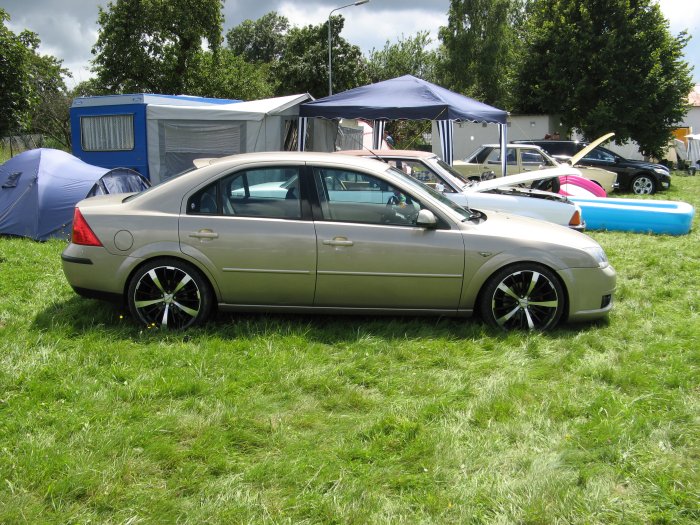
0,174,698,524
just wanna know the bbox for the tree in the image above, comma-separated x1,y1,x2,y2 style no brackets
367,32,438,83
184,49,275,101
226,11,289,63
514,0,694,158
438,0,525,108
274,15,368,98
91,0,224,94
25,48,72,148
0,9,34,138
0,9,70,146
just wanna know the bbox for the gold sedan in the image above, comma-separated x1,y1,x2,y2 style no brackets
62,152,616,331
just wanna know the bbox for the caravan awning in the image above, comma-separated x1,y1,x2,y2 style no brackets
146,94,312,121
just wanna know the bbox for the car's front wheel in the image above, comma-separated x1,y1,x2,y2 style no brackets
631,174,656,195
479,263,565,331
127,258,213,329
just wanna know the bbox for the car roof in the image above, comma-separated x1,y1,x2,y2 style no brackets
337,149,437,159
479,143,548,150
135,151,426,208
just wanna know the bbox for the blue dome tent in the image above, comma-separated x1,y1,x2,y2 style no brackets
0,149,149,241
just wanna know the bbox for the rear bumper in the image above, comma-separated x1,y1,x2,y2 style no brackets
61,244,129,299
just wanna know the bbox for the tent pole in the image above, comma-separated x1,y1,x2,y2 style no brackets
499,123,507,177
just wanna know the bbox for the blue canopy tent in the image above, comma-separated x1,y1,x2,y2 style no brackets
0,149,149,241
299,75,509,172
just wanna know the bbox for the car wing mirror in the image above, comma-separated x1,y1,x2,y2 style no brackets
416,209,438,228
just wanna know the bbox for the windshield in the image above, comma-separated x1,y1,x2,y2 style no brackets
464,146,490,163
434,158,473,188
386,166,474,221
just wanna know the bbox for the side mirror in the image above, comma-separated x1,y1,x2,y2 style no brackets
416,209,438,228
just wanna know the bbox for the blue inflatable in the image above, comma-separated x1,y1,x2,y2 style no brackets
570,197,695,235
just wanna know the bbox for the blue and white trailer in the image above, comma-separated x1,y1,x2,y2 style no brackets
70,93,332,184
71,94,240,181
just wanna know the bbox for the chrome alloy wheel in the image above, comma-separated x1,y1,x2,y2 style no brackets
631,175,655,195
486,267,563,330
131,264,203,329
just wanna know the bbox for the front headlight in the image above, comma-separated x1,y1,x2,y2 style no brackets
583,246,609,268
654,167,670,175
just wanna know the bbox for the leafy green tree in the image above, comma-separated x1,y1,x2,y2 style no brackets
438,0,525,107
0,9,34,137
226,11,289,63
91,0,224,94
25,49,72,148
514,0,694,158
367,32,438,83
274,15,368,98
0,9,70,146
184,49,275,101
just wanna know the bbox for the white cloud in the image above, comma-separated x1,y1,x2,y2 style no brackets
277,2,444,54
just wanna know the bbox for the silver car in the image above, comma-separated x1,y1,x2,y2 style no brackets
338,149,585,230
61,152,616,331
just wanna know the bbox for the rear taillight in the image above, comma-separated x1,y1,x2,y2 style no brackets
568,210,582,227
71,208,103,246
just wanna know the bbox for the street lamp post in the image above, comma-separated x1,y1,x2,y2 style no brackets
328,0,369,96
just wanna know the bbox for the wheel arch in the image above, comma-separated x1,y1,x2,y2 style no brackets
470,258,570,321
121,252,221,309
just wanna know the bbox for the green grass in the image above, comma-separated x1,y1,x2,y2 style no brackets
1,175,698,524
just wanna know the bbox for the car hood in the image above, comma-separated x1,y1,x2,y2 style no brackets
617,158,669,171
569,132,615,165
466,209,602,260
468,166,580,192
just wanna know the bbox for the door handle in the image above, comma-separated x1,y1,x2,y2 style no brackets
189,230,219,239
323,237,353,247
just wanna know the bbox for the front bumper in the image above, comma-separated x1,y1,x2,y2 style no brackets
559,264,616,323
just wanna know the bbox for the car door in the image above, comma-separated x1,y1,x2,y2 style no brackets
310,166,465,310
519,149,550,172
179,165,317,306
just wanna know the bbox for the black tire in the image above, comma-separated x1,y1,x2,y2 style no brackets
631,174,656,195
127,258,213,329
479,263,565,331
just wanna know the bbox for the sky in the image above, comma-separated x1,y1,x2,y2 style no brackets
4,0,700,89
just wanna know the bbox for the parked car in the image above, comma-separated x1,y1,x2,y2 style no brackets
454,143,618,193
62,152,615,331
514,139,671,195
338,149,585,230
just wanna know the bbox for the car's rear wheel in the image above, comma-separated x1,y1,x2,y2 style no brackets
128,259,213,329
631,174,656,195
479,263,565,331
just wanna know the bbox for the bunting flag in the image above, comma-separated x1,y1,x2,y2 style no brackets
372,119,386,149
499,123,508,177
297,117,307,151
437,119,454,165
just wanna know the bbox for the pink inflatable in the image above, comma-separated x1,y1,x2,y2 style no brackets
559,175,607,198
